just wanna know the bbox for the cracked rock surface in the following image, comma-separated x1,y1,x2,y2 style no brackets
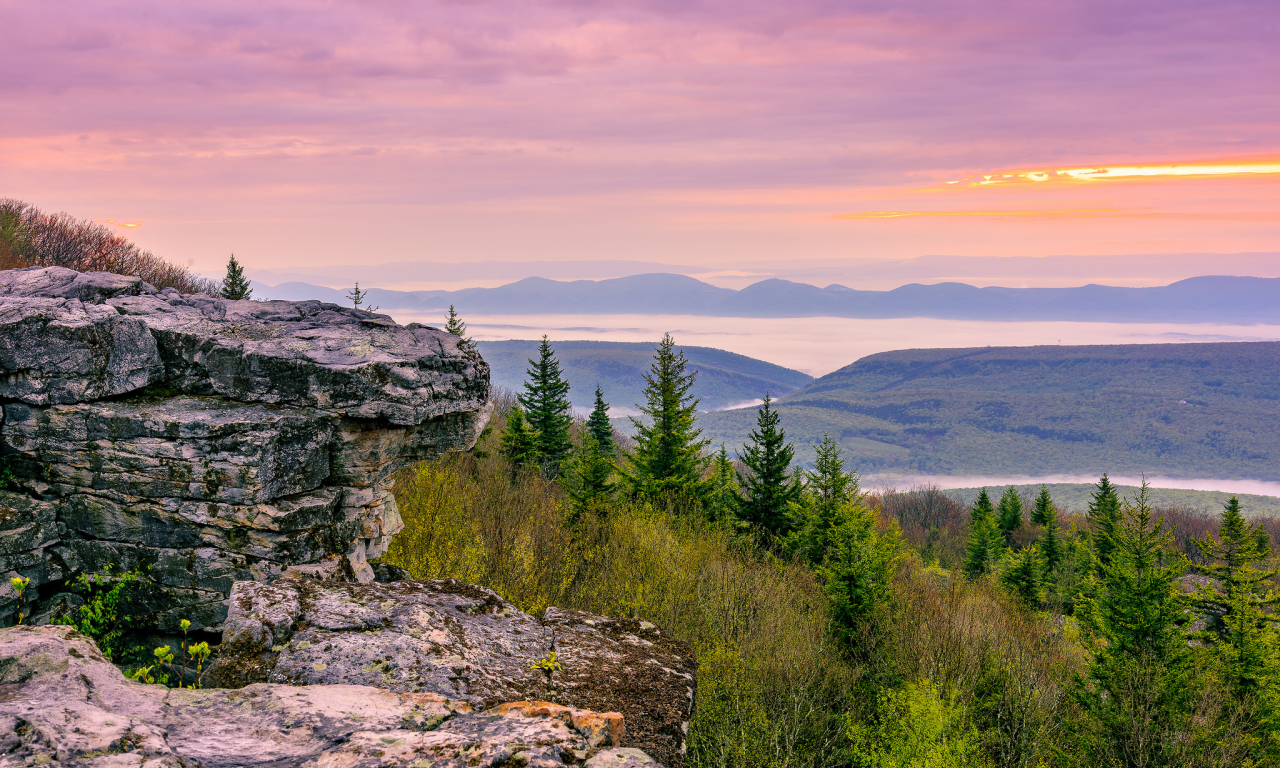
0,624,662,767
0,266,490,631
209,575,697,766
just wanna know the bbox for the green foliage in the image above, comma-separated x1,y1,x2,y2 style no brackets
737,394,802,537
1030,485,1054,526
847,681,991,768
219,253,252,300
562,430,616,518
530,650,563,679
53,566,149,663
963,490,1003,579
499,405,539,470
586,385,615,458
444,304,472,345
787,433,859,563
9,575,31,625
1087,474,1123,576
818,501,902,645
998,545,1041,607
995,486,1023,544
625,333,710,504
518,336,574,478
146,619,213,689
704,443,740,524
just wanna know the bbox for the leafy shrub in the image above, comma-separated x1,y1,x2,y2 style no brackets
54,566,150,663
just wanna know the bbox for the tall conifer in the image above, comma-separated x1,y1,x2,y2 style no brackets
996,485,1024,545
705,443,741,523
625,333,709,502
1087,473,1123,573
518,336,573,478
499,406,539,470
444,305,472,346
586,385,614,458
738,393,802,536
964,489,1003,578
563,432,616,518
1030,485,1054,526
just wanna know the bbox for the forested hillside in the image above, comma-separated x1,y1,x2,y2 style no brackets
699,341,1280,479
477,339,812,412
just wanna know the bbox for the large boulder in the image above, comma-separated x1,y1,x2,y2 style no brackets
209,575,697,766
0,624,661,767
0,266,490,629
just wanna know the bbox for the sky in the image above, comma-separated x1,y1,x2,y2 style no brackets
2,0,1279,280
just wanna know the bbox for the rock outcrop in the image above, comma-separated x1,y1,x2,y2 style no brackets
0,267,491,631
0,624,661,767
208,574,697,766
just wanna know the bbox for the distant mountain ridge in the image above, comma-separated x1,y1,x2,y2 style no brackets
257,273,1280,322
698,340,1280,480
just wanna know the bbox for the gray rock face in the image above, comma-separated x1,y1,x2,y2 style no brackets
209,575,697,766
0,266,490,630
0,624,660,768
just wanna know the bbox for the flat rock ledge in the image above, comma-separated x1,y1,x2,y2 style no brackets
0,266,490,632
207,574,697,766
0,624,661,768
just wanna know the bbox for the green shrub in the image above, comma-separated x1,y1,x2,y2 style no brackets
54,566,149,663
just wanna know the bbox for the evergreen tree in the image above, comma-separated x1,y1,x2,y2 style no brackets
562,431,615,518
220,254,252,300
737,393,803,537
1039,496,1064,573
819,500,903,645
964,489,1003,578
809,432,859,513
1000,545,1042,606
346,281,377,311
625,333,709,502
517,336,574,478
499,406,539,469
586,385,615,459
788,433,859,563
1072,482,1192,766
444,305,472,346
1030,485,1054,526
996,485,1024,545
1087,473,1123,574
705,443,741,523
1190,496,1280,697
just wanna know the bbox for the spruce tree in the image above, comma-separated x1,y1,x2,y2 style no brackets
1039,497,1064,573
563,431,615,518
346,282,377,311
705,443,741,523
1000,545,1042,606
220,254,252,300
444,305,472,346
737,393,803,537
1030,485,1054,526
819,501,903,644
586,385,614,459
499,406,539,469
1087,473,1123,573
996,485,1024,545
625,333,709,503
517,336,573,478
809,432,859,513
789,433,860,562
964,489,1003,578
1190,496,1280,697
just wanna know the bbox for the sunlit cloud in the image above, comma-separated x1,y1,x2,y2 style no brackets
94,220,144,228
945,158,1280,187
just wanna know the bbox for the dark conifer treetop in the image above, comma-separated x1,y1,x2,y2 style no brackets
445,305,472,346
518,335,574,478
737,393,802,536
626,333,709,502
220,254,252,300
587,384,614,458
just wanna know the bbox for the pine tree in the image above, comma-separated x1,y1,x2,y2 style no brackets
1000,545,1042,606
586,385,614,459
518,336,574,478
1190,496,1280,697
964,489,1004,578
1087,473,1123,574
809,432,859,513
625,333,709,503
1030,485,1054,526
499,406,539,469
562,431,615,518
346,282,377,311
444,305,472,346
788,433,860,562
738,393,803,537
1039,496,1064,573
705,443,741,523
220,254,252,300
819,500,903,644
996,485,1024,545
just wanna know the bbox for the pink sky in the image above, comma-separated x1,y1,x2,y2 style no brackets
2,0,1278,278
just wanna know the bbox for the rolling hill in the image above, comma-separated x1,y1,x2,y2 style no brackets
477,340,813,414
697,341,1280,480
255,273,1280,323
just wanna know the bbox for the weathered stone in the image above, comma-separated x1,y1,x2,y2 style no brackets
209,577,696,765
0,266,491,632
0,625,658,768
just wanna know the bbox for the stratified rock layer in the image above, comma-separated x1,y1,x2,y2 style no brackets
0,266,490,630
0,625,661,767
209,574,697,766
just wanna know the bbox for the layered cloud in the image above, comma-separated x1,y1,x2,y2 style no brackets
1,0,1277,270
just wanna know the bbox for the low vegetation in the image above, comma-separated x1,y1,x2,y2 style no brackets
385,326,1280,766
0,198,218,294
